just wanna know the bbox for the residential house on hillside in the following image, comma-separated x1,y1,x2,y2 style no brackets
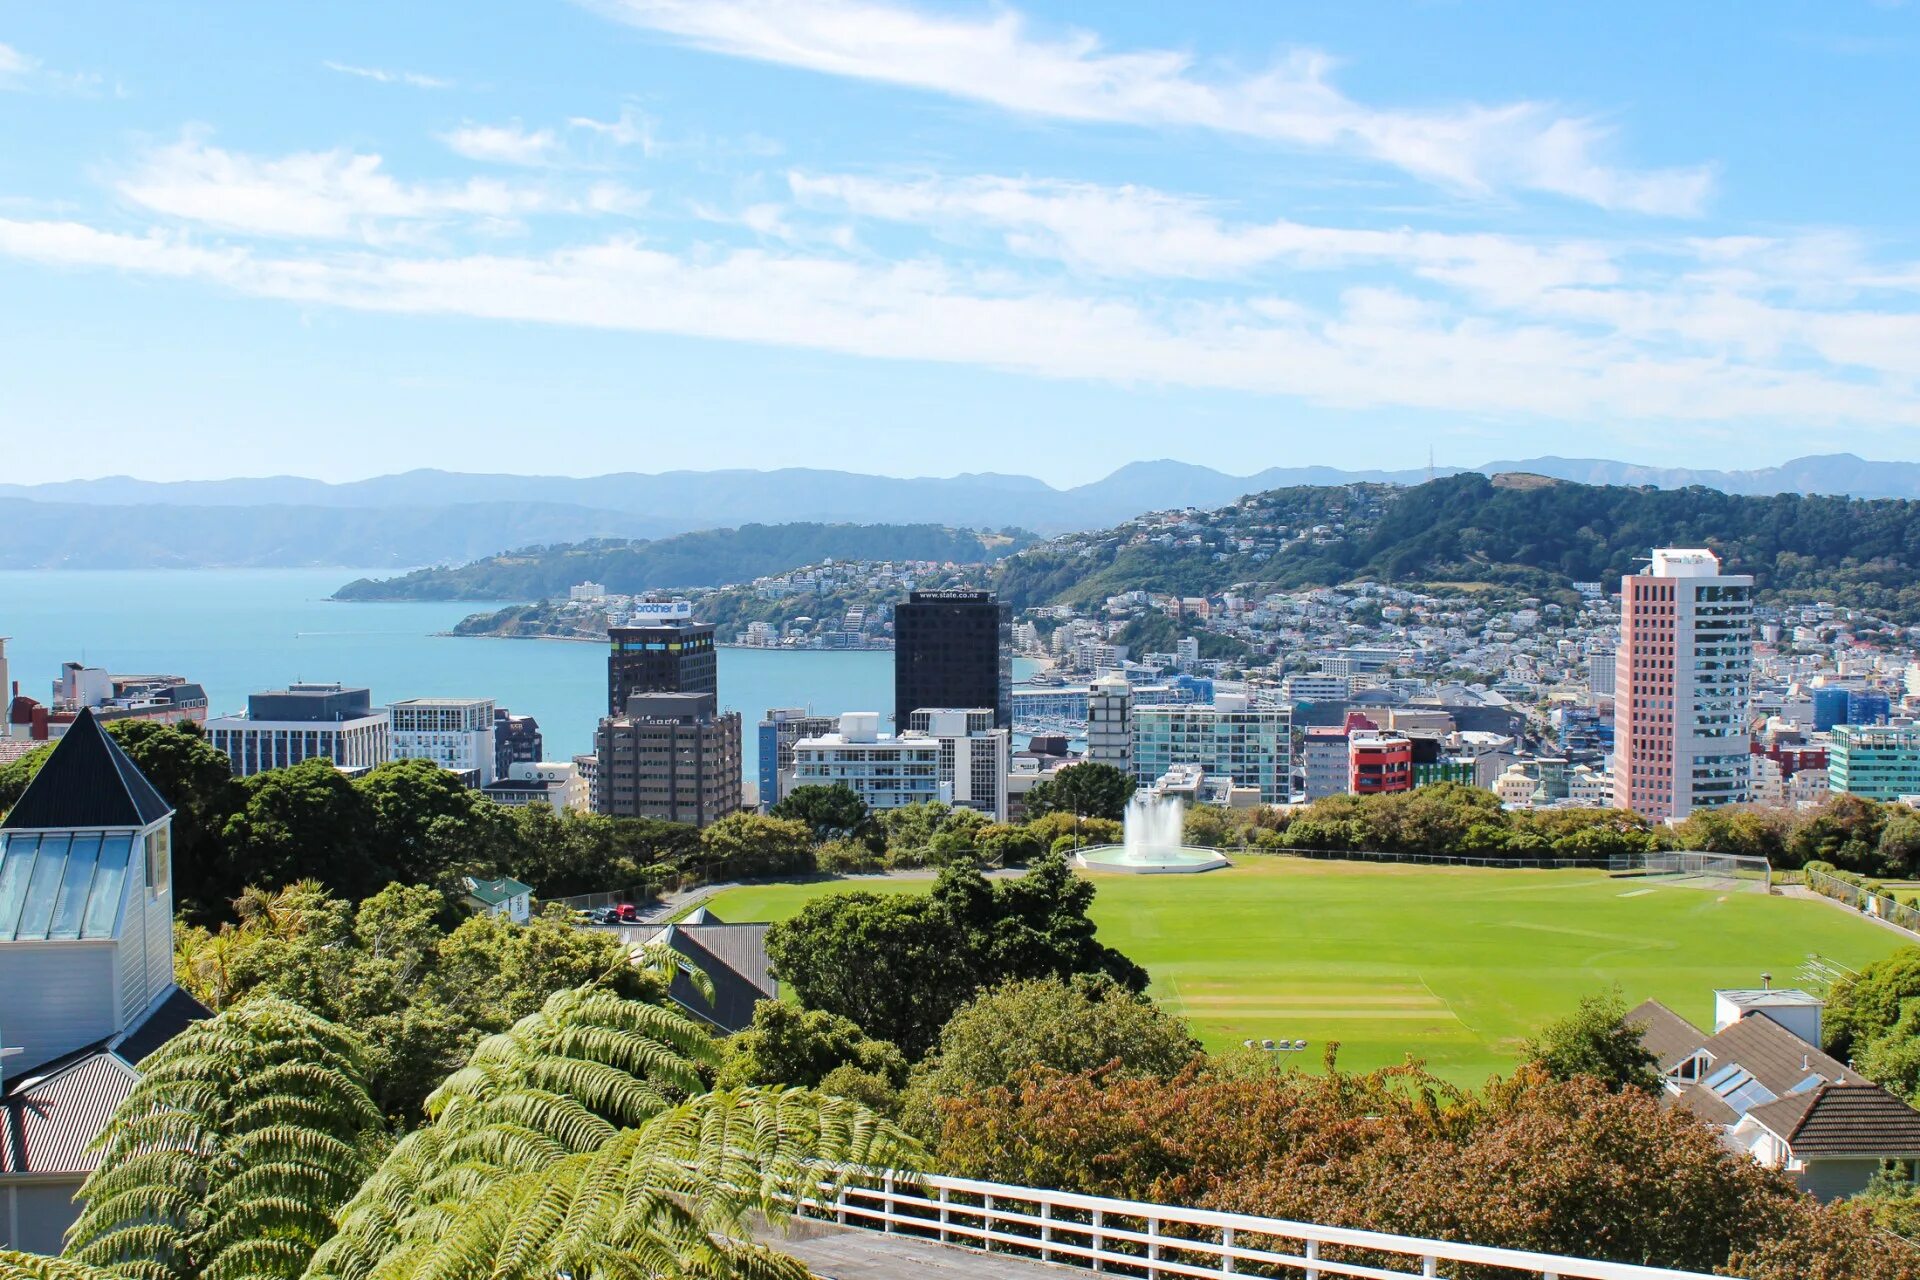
1630,989,1920,1198
0,708,209,1252
462,874,533,925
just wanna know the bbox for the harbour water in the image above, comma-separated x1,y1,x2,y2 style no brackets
0,569,1037,781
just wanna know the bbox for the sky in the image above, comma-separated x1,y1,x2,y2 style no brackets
3,1,1920,487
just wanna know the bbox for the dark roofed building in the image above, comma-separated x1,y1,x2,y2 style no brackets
0,708,208,1253
632,910,777,1033
0,707,172,832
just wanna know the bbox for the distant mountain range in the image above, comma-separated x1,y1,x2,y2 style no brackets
5,453,1919,569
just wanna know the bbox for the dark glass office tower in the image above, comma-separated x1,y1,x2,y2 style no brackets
893,590,1012,730
606,622,717,714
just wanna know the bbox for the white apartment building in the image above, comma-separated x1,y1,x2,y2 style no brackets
795,709,1010,819
1282,673,1349,703
389,697,497,784
205,683,391,777
1133,694,1292,804
1086,673,1133,772
1612,548,1755,820
792,713,940,812
482,760,577,810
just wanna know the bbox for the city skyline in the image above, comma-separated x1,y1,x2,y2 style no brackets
6,2,1920,485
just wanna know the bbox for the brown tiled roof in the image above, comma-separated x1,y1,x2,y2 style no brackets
1695,1012,1849,1096
1625,999,1704,1072
1747,1083,1920,1158
1669,1082,1739,1127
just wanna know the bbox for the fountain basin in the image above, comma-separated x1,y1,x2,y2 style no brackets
1075,843,1231,874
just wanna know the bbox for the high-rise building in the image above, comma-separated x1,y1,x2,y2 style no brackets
908,707,1011,820
494,709,543,781
205,683,391,777
1302,725,1352,800
1085,673,1133,772
389,697,497,784
594,692,741,827
1587,648,1616,700
757,708,839,809
893,590,1011,731
1828,725,1920,801
1611,548,1754,820
606,605,717,715
1132,694,1292,804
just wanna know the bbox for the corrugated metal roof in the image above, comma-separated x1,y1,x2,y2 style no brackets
650,922,776,1034
1,708,173,831
0,1051,138,1175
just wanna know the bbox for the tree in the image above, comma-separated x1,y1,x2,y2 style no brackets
305,986,921,1280
717,1000,909,1092
20,985,921,1280
1825,945,1920,1059
1024,810,1121,849
766,856,1147,1057
1023,761,1137,822
698,811,815,878
219,759,382,902
913,975,1198,1104
772,783,876,844
177,881,659,1123
63,997,382,1280
1521,988,1661,1093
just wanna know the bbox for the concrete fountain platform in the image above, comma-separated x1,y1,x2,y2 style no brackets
1074,843,1231,874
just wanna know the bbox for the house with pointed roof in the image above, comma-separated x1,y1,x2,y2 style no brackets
629,908,777,1034
0,707,208,1251
1627,990,1920,1199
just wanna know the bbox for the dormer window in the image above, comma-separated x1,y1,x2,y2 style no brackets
145,826,171,898
0,831,134,940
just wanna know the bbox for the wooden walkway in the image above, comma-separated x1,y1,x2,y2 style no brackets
754,1217,1071,1279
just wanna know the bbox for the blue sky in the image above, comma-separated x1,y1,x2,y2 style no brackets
3,1,1919,487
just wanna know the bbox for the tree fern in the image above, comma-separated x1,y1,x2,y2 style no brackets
63,998,382,1280
308,985,923,1280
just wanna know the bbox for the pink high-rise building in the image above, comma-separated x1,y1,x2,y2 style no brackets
1612,549,1755,820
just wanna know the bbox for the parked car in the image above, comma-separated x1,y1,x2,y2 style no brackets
589,906,621,925
614,903,641,923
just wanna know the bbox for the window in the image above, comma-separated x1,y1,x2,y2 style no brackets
145,825,171,898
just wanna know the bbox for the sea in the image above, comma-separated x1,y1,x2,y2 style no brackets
0,568,1040,783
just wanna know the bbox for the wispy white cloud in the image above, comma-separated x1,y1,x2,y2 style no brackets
568,106,658,153
4,207,1916,432
115,134,640,242
1,39,104,95
322,60,454,89
587,0,1713,215
790,171,1620,296
440,121,561,166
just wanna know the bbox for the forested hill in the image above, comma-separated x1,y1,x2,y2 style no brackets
991,472,1920,616
335,523,1031,601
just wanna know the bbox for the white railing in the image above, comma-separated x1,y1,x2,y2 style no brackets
1805,867,1920,937
804,1171,1737,1280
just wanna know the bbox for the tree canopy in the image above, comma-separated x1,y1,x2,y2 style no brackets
765,855,1146,1057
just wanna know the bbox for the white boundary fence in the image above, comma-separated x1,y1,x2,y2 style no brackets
1805,867,1920,936
803,1171,1736,1280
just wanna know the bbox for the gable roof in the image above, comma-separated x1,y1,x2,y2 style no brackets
1626,999,1705,1072
462,875,533,906
1746,1083,1920,1158
1,708,173,831
1696,1011,1851,1097
0,1051,139,1176
634,921,776,1034
112,986,212,1067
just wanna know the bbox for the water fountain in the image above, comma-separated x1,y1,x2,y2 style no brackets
1074,792,1231,874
